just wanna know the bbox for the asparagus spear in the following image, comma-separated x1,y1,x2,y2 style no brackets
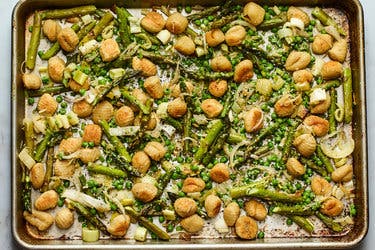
202,133,228,166
183,109,192,153
69,201,108,234
300,157,328,177
163,116,183,131
24,120,34,157
343,68,353,123
316,145,334,173
92,69,140,106
272,204,315,216
232,187,303,203
125,206,170,240
220,87,232,118
99,120,132,164
26,11,42,70
41,5,97,19
121,89,152,115
308,80,341,94
290,216,314,233
282,120,300,162
311,7,346,36
194,119,224,162
230,177,272,198
21,171,32,212
27,85,70,97
116,7,132,47
87,164,127,178
34,130,54,162
211,14,238,29
258,13,287,30
227,132,246,144
81,11,114,44
187,6,220,21
41,147,54,192
316,211,343,232
329,88,337,133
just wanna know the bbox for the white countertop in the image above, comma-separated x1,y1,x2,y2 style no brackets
0,1,373,249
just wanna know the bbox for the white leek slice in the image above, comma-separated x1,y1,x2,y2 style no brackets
109,126,140,136
79,40,99,56
82,227,99,242
214,216,229,233
62,189,110,212
18,148,36,170
156,30,171,45
134,226,147,241
310,88,327,105
320,131,355,159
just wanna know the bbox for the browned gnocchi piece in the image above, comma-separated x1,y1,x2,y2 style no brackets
166,12,188,34
208,80,228,97
72,100,93,118
115,106,135,127
22,73,42,90
182,177,205,193
204,194,222,218
210,163,230,183
82,124,102,145
99,38,121,62
144,76,164,99
234,60,254,83
55,208,74,229
131,182,158,202
92,100,114,124
30,163,45,189
141,11,166,33
174,36,196,56
42,19,61,42
205,29,225,47
59,137,82,154
107,214,131,237
180,214,204,233
225,25,246,46
144,141,166,161
37,93,58,116
132,151,151,175
244,199,267,221
201,99,223,118
243,2,265,26
57,27,79,52
174,197,197,218
48,56,65,83
167,98,188,118
34,190,59,211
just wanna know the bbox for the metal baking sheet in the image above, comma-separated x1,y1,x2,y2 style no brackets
11,0,367,249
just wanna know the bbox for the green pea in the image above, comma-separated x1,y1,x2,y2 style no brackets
207,15,214,21
56,95,63,103
59,108,66,115
257,231,265,239
286,218,293,226
28,26,33,32
57,199,64,207
27,97,35,105
79,89,86,96
167,224,174,232
190,165,199,172
185,6,192,13
178,191,185,197
194,19,202,26
159,216,165,223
